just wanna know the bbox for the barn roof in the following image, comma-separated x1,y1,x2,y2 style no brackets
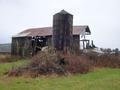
13,26,91,37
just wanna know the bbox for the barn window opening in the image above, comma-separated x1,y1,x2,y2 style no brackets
31,36,47,55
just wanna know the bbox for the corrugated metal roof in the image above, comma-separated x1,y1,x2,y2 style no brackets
13,26,91,37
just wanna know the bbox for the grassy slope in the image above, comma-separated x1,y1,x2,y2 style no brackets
0,60,120,90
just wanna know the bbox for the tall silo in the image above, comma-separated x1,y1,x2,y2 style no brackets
53,10,73,53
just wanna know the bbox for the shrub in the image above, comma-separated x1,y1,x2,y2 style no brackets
7,48,93,77
86,52,120,68
64,54,93,74
29,49,93,75
30,48,65,75
7,48,120,77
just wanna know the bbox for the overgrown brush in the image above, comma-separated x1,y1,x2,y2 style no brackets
64,54,93,74
86,52,120,68
7,48,120,77
8,48,93,77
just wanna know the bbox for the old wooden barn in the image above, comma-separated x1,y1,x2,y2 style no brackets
11,10,91,57
12,26,91,57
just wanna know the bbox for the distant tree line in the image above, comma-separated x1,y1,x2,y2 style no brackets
100,48,119,55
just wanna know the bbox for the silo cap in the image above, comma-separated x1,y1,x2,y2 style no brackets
58,9,73,15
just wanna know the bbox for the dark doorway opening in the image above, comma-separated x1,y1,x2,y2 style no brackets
31,36,47,55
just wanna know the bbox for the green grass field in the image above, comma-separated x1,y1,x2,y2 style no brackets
0,60,120,90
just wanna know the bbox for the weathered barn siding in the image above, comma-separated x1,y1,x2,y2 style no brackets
46,36,52,47
53,10,73,53
11,36,53,57
11,37,32,57
72,35,80,52
11,35,80,57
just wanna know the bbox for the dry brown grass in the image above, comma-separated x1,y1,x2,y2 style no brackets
0,54,22,63
7,49,120,77
86,52,120,68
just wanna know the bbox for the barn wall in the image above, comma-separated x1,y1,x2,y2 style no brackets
47,35,79,50
72,35,80,52
11,35,80,57
11,37,32,57
46,35,80,52
11,36,53,57
46,36,52,47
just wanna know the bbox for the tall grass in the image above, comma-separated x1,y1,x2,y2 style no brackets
86,52,120,68
7,48,120,77
0,54,29,63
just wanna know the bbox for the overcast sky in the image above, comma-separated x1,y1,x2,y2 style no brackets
0,0,120,49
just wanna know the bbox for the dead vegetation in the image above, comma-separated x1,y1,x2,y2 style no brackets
7,48,92,77
0,54,26,63
7,48,120,77
0,54,17,63
86,52,120,68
